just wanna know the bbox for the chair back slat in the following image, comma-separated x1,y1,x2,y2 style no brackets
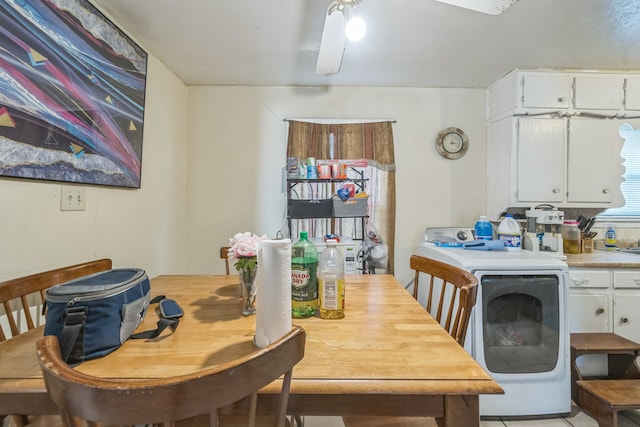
37,326,306,427
410,255,478,346
0,259,112,342
436,279,448,327
441,284,458,334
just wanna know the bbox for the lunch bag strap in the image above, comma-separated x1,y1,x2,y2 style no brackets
130,295,182,339
59,306,89,363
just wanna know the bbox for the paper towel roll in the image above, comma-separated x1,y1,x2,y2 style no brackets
254,239,292,348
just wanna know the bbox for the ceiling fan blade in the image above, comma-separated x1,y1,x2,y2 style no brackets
432,0,518,15
316,7,346,75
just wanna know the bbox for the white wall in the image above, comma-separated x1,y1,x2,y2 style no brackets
0,55,189,281
0,66,488,287
187,86,487,284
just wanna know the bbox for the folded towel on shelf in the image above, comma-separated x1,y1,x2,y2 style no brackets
463,239,506,251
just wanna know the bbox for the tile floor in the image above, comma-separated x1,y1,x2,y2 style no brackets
300,406,640,426
3,409,640,426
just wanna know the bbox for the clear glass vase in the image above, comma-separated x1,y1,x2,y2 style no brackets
239,265,257,315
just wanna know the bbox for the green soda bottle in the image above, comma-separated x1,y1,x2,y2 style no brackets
291,231,319,318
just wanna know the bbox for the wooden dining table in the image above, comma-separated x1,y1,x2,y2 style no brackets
0,274,502,426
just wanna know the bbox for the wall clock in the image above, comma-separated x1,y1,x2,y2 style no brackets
436,127,469,160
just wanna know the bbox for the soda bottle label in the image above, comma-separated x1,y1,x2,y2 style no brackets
291,261,318,302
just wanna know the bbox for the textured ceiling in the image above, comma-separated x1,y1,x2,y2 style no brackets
91,0,640,88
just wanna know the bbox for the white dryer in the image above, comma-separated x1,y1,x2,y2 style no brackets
414,227,571,418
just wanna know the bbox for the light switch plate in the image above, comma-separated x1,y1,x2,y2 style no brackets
60,186,86,211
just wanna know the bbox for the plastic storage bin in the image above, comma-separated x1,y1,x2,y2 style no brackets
332,197,368,217
288,199,332,219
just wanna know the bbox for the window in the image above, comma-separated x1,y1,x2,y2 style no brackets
286,120,396,273
600,122,640,218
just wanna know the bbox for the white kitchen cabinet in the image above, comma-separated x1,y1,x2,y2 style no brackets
487,69,640,122
574,76,624,111
613,270,640,289
624,78,640,111
612,295,640,343
611,270,640,343
487,71,572,121
568,268,610,332
568,294,610,332
486,116,622,219
569,268,611,288
516,117,565,203
486,69,635,219
614,296,640,348
568,268,613,376
567,119,619,203
569,268,640,343
521,74,573,110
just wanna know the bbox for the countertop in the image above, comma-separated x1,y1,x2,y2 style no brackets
565,249,640,268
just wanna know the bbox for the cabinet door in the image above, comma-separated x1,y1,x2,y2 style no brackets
625,78,640,111
574,76,624,111
613,295,640,343
569,293,610,332
521,74,572,109
516,118,565,202
567,119,618,202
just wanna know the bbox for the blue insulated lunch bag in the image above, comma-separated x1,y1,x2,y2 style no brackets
44,268,151,364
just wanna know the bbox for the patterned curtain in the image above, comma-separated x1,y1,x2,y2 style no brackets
286,120,396,274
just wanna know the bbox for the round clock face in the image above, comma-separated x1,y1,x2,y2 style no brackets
443,133,464,153
436,127,469,160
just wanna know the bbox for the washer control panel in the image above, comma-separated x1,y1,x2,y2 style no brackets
424,227,476,243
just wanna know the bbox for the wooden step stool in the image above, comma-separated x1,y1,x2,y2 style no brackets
577,380,640,427
571,333,640,427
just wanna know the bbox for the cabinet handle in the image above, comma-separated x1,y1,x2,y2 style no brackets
572,278,588,286
552,188,561,194
633,278,640,286
557,97,566,103
621,317,630,324
596,308,605,315
602,188,610,194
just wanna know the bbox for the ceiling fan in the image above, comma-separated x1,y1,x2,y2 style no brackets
315,0,362,75
315,0,519,75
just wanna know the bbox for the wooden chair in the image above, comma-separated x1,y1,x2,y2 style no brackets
408,255,478,346
221,246,231,275
343,255,478,427
0,259,112,427
36,325,306,427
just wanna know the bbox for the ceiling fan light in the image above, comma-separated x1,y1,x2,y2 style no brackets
345,16,366,41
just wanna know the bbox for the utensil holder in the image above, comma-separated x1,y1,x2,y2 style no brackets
581,238,593,253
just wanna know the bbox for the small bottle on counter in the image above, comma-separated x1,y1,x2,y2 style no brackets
562,221,581,254
604,223,617,248
474,216,493,240
498,214,521,251
291,232,319,318
318,240,345,319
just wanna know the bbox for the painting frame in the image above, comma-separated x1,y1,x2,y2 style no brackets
0,0,148,188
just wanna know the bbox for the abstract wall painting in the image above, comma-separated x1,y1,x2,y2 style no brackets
0,0,147,188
